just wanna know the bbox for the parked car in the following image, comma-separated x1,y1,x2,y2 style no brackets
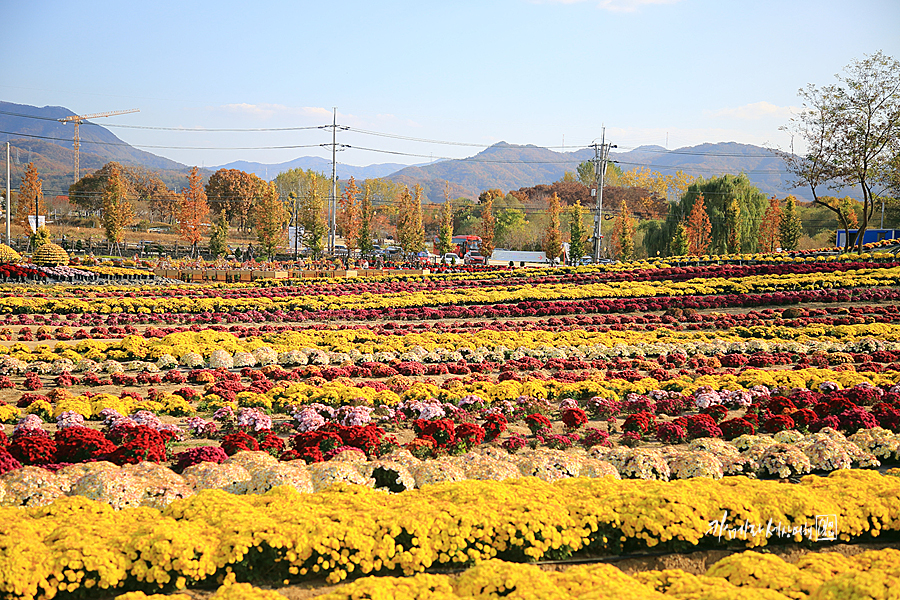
578,256,593,266
464,252,486,265
442,253,461,266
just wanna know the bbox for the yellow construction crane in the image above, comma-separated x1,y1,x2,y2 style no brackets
58,108,140,183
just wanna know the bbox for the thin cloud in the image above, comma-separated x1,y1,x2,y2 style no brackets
536,0,681,12
219,103,331,120
708,101,798,121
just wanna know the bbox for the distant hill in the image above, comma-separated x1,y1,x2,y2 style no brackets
387,142,594,202
0,101,195,194
384,141,833,203
211,157,408,182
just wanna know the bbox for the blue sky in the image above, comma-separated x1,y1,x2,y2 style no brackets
3,0,899,169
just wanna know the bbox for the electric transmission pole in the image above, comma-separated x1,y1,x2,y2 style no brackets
325,108,349,255
591,128,615,262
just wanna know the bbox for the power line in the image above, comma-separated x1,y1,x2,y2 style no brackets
0,130,328,151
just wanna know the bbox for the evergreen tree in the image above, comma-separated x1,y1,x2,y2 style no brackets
671,221,689,256
358,183,374,256
209,215,229,258
568,199,588,264
758,196,782,253
543,192,563,264
779,195,802,250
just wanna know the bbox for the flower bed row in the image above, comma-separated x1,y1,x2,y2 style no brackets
1,470,898,598
1,264,898,314
5,302,899,342
107,548,900,600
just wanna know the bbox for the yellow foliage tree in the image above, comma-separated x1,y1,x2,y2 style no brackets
178,167,209,258
101,164,135,251
17,163,46,230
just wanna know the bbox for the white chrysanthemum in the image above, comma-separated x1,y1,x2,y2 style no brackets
208,350,234,370
232,352,256,368
179,352,204,368
50,358,75,375
156,354,178,370
252,346,278,366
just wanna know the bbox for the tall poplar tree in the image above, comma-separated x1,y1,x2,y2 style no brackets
543,192,563,264
253,182,288,260
396,185,425,254
101,163,135,253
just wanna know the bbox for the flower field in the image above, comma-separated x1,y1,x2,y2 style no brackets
1,254,900,598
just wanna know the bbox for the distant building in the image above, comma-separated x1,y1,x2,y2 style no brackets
490,250,550,266
835,229,900,247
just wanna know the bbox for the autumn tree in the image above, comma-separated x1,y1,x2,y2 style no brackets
396,185,425,254
758,196,782,253
358,183,374,256
337,177,361,250
479,193,496,259
205,169,263,232
611,199,636,261
178,167,209,258
253,182,288,261
779,195,802,250
69,162,172,218
299,174,328,259
543,192,563,264
436,183,454,256
781,51,900,252
568,199,588,264
101,164,135,253
671,221,689,256
725,197,742,254
17,163,46,230
685,193,712,256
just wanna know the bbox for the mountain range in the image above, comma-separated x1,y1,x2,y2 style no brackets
211,157,408,182
1,101,822,203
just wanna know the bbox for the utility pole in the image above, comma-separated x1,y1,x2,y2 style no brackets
590,128,615,262
329,108,338,255
5,142,10,245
